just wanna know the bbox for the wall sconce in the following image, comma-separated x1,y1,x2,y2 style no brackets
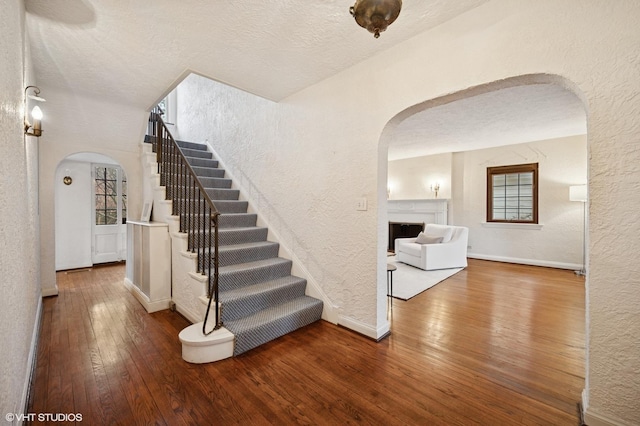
387,186,392,199
24,86,45,137
430,182,440,198
350,0,402,38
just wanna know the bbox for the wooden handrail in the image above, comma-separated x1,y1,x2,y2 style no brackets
149,111,221,334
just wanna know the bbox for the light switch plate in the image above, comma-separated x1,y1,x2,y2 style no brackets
356,197,368,211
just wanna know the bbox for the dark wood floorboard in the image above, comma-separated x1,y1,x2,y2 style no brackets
29,259,584,425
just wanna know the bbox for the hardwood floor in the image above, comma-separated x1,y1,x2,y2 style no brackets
29,259,584,425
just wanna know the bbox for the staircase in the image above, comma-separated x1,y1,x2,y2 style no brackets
152,135,323,357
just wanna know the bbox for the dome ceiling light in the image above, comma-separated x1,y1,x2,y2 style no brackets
349,0,402,38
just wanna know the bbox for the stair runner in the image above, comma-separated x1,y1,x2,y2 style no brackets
174,140,323,356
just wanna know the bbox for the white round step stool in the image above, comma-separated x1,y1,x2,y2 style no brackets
178,322,234,363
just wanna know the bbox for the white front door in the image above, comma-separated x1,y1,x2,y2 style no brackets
92,164,127,264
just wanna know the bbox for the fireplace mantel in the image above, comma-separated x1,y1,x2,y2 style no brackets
387,199,448,225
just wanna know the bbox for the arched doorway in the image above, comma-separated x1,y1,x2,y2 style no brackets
379,76,588,293
55,152,128,270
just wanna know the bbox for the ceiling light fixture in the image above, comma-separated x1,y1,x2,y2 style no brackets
24,86,46,137
350,0,402,39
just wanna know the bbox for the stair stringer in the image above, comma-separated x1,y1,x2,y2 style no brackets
202,143,339,324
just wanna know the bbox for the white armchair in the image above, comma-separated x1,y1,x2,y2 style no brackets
394,224,469,271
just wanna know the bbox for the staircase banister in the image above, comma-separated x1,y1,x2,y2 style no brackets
149,110,222,335
151,112,220,217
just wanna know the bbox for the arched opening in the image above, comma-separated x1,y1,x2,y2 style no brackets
55,152,128,271
377,74,588,389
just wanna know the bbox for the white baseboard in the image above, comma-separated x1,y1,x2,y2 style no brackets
176,303,201,325
583,408,633,426
123,278,171,313
467,253,582,270
338,314,390,340
581,389,634,426
18,297,43,425
41,286,58,297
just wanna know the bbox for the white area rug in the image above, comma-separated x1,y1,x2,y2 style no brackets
388,258,463,300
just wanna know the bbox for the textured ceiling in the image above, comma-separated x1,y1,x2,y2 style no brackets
25,0,489,106
25,1,586,160
387,84,587,161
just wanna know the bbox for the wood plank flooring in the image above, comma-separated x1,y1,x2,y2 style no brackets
29,259,584,425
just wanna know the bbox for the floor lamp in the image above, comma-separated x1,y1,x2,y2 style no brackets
570,185,587,276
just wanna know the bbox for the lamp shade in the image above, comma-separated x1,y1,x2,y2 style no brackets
569,185,587,202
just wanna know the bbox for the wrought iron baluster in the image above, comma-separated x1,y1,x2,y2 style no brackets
147,111,222,332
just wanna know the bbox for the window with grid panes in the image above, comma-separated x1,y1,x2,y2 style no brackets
95,166,127,225
487,163,538,223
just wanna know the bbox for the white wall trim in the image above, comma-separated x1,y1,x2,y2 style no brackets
41,286,58,297
468,253,581,271
18,297,43,425
481,222,544,230
584,407,632,426
123,277,172,313
388,199,448,225
338,314,390,340
204,143,340,325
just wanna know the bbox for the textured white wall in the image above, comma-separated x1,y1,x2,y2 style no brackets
38,88,147,295
458,135,586,267
175,1,640,422
0,0,42,419
388,153,452,200
387,136,588,269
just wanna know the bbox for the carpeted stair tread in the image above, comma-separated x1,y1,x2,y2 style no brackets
207,200,248,213
189,226,268,248
205,188,240,200
218,241,280,266
191,166,225,178
196,177,232,189
218,213,258,228
171,199,247,214
180,147,213,159
219,227,268,245
186,157,219,168
225,296,323,355
176,140,208,151
219,257,293,291
220,275,307,321
180,213,257,229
